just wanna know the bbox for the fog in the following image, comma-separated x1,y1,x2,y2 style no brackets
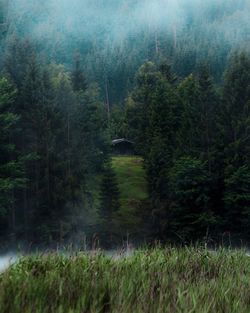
0,254,17,272
2,0,249,117
6,0,249,45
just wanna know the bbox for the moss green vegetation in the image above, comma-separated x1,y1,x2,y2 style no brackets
112,156,147,209
1,248,250,313
111,156,148,232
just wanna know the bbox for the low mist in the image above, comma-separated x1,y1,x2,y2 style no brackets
6,0,249,47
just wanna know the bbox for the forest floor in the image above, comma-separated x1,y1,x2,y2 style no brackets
1,247,250,313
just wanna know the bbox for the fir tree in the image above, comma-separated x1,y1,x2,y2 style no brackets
99,161,120,244
71,53,87,93
0,77,24,239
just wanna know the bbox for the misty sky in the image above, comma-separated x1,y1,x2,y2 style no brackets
7,0,249,43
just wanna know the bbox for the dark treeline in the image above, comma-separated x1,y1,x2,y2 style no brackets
0,38,110,246
0,1,250,247
118,55,250,243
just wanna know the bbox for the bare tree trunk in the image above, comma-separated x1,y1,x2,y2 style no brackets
46,113,50,206
60,220,63,246
11,190,16,244
173,24,177,49
35,138,39,214
105,78,110,122
206,125,211,174
23,186,28,241
204,107,211,174
67,113,71,176
155,29,159,55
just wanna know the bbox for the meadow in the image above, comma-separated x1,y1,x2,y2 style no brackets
112,156,148,210
1,247,250,313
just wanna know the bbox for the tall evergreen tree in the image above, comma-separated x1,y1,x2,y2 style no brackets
224,165,250,236
222,53,250,169
99,161,120,244
167,157,215,241
196,63,218,172
71,53,87,93
0,77,24,239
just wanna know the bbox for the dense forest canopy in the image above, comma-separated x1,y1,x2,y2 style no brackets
0,0,250,248
1,0,250,103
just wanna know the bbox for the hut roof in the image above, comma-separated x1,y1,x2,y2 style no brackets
112,138,135,145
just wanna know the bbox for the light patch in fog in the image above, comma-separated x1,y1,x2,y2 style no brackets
0,254,17,272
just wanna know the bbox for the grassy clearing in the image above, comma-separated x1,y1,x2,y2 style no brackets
1,248,250,313
112,156,148,232
112,156,147,209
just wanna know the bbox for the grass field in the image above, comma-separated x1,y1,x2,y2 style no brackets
111,156,148,232
112,156,148,206
1,247,250,313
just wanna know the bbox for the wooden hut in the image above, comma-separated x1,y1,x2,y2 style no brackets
111,138,135,155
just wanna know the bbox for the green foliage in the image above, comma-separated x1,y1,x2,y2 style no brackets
0,77,24,236
0,42,110,244
125,53,250,241
71,53,87,93
1,29,250,245
222,53,250,168
99,161,120,244
224,166,250,235
168,157,215,239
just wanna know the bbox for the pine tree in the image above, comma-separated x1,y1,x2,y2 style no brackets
224,165,250,236
196,63,218,173
54,69,76,179
221,53,250,234
222,53,250,169
0,77,24,239
168,157,215,240
177,74,200,156
4,38,34,88
99,161,120,244
71,53,87,93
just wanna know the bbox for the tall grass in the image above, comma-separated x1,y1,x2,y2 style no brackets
1,247,250,313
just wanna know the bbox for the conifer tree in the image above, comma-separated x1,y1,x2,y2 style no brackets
0,77,24,238
221,53,250,232
196,63,218,172
71,53,87,93
224,165,250,236
99,161,120,243
222,53,250,169
168,157,215,240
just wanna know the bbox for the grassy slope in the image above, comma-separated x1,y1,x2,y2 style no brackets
112,156,148,230
1,248,250,313
112,156,147,207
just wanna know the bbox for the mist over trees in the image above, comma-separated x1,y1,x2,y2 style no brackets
0,1,249,247
1,0,249,103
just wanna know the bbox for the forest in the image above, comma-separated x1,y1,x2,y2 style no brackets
0,0,250,248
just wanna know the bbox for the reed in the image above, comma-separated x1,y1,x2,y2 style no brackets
0,247,250,313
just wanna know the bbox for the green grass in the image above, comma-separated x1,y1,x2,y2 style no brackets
111,156,148,232
1,247,250,313
112,156,148,210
